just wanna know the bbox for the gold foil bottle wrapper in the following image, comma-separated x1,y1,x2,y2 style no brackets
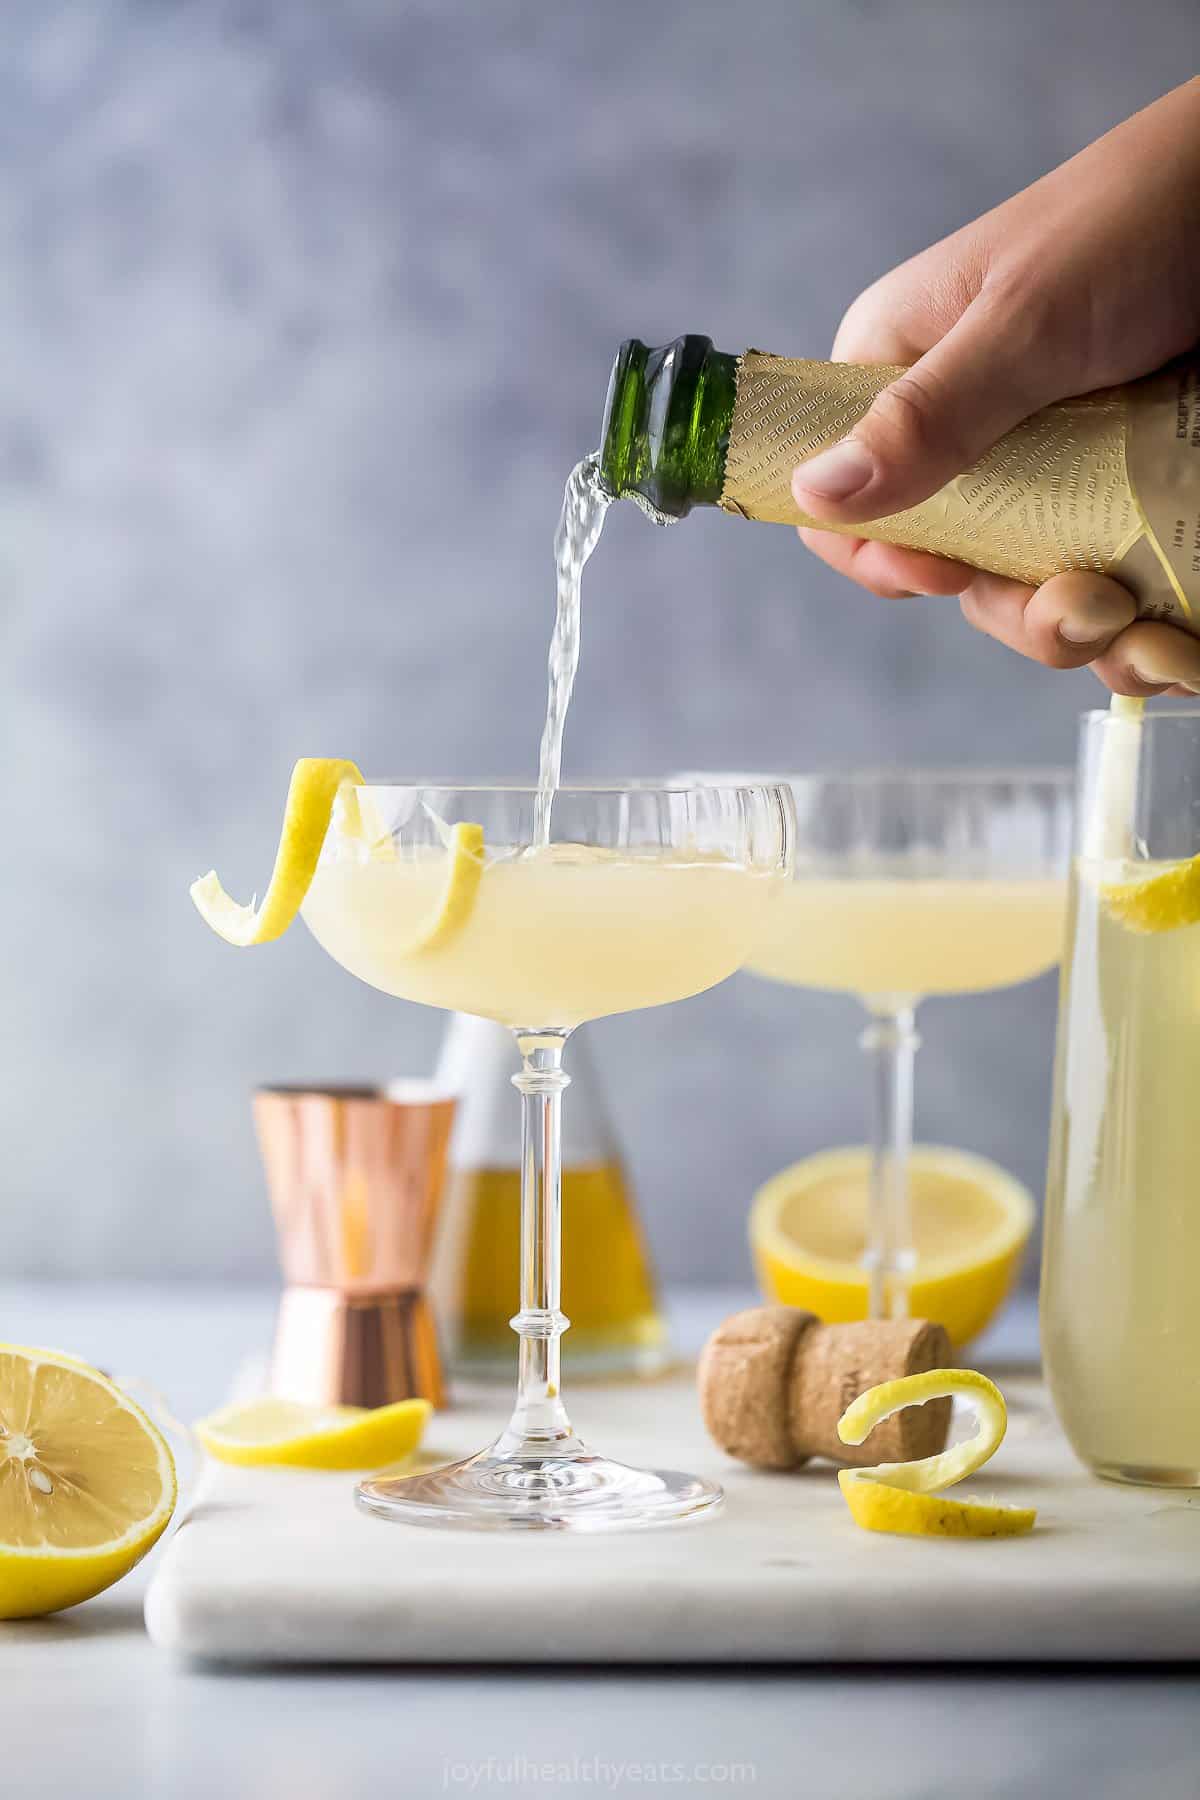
1123,357,1200,624
721,351,1200,630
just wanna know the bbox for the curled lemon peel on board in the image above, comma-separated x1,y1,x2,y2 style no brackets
837,1368,1036,1539
189,758,485,952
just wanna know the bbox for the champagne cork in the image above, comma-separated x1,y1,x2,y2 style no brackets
698,1304,952,1471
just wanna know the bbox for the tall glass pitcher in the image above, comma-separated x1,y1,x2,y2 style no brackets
1043,705,1200,1487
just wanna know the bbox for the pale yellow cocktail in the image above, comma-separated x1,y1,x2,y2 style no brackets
303,842,778,1030
747,875,1067,999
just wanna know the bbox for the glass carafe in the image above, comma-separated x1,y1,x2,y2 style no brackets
1043,705,1200,1486
424,1014,670,1380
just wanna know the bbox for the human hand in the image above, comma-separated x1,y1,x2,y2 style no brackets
793,78,1200,696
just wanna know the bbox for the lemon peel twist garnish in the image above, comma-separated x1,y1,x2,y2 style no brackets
1094,694,1200,935
190,758,370,946
836,1368,1036,1539
189,758,486,952
406,819,486,952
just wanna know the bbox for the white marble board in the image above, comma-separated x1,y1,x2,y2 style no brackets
145,1372,1200,1664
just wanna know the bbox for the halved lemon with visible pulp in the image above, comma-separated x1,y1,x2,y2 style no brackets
0,1345,177,1619
751,1145,1033,1348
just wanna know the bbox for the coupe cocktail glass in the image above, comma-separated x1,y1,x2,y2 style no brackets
694,770,1072,1321
301,781,793,1530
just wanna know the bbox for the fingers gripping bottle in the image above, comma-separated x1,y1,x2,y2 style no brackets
600,335,1200,629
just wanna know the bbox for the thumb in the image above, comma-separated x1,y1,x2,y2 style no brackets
791,301,1056,525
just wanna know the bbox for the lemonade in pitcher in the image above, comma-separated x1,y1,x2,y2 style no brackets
1043,706,1200,1486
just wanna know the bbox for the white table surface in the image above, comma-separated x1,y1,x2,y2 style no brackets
2,1282,1198,1800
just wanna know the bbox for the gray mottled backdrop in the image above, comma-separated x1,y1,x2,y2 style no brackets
1,1,1193,1283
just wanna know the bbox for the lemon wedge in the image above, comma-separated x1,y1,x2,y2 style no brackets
1092,694,1197,931
0,1345,177,1619
190,758,486,953
194,1397,431,1471
836,1368,1035,1539
751,1146,1033,1348
1100,855,1200,935
190,757,369,946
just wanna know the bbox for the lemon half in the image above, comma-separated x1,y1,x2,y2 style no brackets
190,758,485,953
751,1146,1034,1348
837,1368,1035,1538
0,1345,177,1619
194,1397,431,1471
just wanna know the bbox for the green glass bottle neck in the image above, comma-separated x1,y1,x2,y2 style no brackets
599,336,739,519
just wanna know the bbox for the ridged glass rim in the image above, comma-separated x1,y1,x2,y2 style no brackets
1081,706,1200,725
346,779,791,798
675,766,1074,789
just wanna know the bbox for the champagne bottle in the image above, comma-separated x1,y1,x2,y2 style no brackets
599,335,1200,629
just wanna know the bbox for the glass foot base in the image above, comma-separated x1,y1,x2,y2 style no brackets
1093,1461,1200,1490
356,1439,723,1533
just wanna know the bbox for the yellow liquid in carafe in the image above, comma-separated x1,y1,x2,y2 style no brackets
434,1161,668,1375
1042,862,1200,1482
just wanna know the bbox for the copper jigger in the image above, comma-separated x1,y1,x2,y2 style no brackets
255,1083,456,1409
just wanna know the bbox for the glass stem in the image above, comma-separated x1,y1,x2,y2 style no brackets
499,1032,577,1456
859,999,921,1321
